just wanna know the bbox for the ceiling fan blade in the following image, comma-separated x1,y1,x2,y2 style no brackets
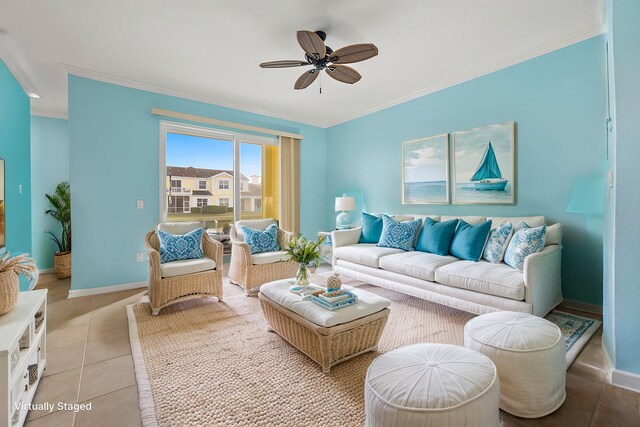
296,30,326,59
330,44,379,64
259,60,309,68
294,69,319,90
326,65,362,84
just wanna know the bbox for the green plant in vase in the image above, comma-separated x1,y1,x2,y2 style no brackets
284,234,325,286
45,182,72,279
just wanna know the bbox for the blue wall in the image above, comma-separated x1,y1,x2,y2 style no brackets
0,60,32,291
326,36,607,306
31,116,69,270
603,0,640,376
68,76,326,291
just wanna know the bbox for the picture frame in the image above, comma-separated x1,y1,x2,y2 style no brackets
452,122,515,204
402,134,450,204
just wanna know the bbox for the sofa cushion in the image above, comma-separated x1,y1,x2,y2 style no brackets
545,223,562,246
251,250,290,265
377,215,422,251
415,218,459,256
160,257,216,278
360,212,384,244
449,220,492,262
488,216,544,230
435,261,525,300
379,251,459,282
441,215,486,225
334,244,404,268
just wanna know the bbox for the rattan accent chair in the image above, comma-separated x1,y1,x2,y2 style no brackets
145,221,223,315
228,218,298,295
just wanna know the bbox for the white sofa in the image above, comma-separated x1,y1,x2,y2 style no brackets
331,215,563,317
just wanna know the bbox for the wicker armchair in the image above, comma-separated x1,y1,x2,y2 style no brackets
228,219,298,295
145,221,224,315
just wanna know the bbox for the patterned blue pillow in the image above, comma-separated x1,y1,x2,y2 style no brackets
482,222,514,263
241,224,280,254
158,228,204,263
504,224,547,271
377,214,422,251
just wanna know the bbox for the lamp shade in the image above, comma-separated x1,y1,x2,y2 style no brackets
335,196,355,212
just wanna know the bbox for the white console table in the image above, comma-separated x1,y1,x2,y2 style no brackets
0,289,47,427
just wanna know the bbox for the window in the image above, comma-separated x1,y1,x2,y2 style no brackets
171,179,182,190
197,198,208,207
240,182,246,191
219,198,230,207
255,199,262,211
198,180,207,190
218,180,230,190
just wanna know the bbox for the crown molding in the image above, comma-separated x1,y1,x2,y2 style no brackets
61,64,324,128
31,108,68,120
0,33,39,97
325,23,606,128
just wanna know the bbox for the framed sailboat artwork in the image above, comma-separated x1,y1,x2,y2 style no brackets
452,122,515,204
402,134,450,204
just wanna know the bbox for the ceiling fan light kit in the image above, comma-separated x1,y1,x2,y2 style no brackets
260,30,378,91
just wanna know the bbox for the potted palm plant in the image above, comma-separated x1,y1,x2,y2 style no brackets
284,234,325,286
45,182,71,279
0,251,37,315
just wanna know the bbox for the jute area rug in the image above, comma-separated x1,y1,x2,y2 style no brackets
127,277,474,427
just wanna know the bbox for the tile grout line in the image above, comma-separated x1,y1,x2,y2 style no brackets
71,297,94,427
588,376,608,427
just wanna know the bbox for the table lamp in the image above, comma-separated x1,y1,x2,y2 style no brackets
335,195,355,230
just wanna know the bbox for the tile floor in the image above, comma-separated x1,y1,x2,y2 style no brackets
24,268,640,427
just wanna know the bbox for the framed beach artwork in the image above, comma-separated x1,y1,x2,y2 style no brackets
452,122,515,204
0,159,4,248
402,134,449,204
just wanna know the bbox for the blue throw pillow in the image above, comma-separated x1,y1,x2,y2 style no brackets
482,222,514,263
377,214,422,251
359,212,383,243
504,224,547,271
158,228,204,263
415,218,459,256
240,224,280,254
449,220,492,261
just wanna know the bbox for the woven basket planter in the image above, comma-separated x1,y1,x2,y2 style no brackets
54,251,71,279
0,270,19,315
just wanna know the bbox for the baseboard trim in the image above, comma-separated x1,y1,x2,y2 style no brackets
68,281,147,298
601,335,640,393
557,299,603,314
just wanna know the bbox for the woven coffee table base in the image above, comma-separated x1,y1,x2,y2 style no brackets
258,292,390,373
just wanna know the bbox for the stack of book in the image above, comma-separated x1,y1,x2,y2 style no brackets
311,289,358,311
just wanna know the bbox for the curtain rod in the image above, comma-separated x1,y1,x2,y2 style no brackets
150,108,304,140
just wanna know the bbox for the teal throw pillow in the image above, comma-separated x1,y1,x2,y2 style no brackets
449,220,492,261
359,212,383,243
504,224,547,271
482,222,514,263
415,218,459,256
377,214,422,251
158,228,204,263
241,224,280,254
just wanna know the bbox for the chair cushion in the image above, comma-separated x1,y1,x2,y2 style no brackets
504,225,547,271
359,212,383,244
240,224,280,254
379,251,459,282
157,228,204,263
449,220,492,262
160,257,216,278
251,251,290,265
377,214,422,251
157,221,204,235
415,218,459,255
435,260,525,300
235,219,277,240
334,244,404,268
483,222,514,263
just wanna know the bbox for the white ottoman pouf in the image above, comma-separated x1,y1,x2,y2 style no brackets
364,343,500,427
464,311,566,418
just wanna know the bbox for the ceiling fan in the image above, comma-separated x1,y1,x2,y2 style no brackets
259,30,378,90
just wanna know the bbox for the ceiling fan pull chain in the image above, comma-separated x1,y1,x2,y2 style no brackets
319,72,322,94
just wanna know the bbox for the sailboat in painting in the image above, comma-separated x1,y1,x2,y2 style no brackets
470,142,508,191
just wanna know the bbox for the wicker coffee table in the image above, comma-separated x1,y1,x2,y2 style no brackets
258,279,391,373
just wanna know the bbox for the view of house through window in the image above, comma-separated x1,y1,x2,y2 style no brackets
163,125,278,253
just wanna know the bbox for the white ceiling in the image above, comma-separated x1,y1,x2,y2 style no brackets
0,0,604,127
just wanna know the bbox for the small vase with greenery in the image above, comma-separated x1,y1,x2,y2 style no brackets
0,251,37,315
45,182,72,279
284,234,325,286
